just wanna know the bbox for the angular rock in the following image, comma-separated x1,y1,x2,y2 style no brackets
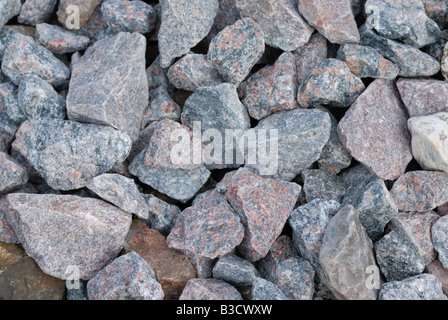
319,205,379,300
35,23,90,54
101,0,156,33
57,0,103,29
13,119,132,190
0,82,24,124
443,42,448,81
426,259,448,296
390,171,448,212
86,173,149,219
212,254,260,287
0,152,28,195
158,0,218,67
1,32,70,87
206,0,241,43
360,28,440,77
379,274,447,300
225,174,301,262
365,0,440,48
298,0,359,44
187,255,217,279
0,198,19,243
0,0,21,29
338,79,412,180
432,216,448,269
257,235,297,280
340,164,378,189
140,193,181,237
0,242,25,275
301,169,346,203
239,52,298,120
142,86,181,129
18,0,57,26
66,32,148,142
297,59,365,108
235,0,313,51
87,252,164,300
207,18,265,86
167,192,244,259
179,278,243,300
251,277,289,300
123,220,196,300
422,0,448,28
76,5,111,43
146,55,172,92
215,167,257,194
18,74,66,120
294,33,327,83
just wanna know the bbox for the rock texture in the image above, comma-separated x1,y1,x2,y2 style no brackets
251,277,289,300
180,278,243,300
0,0,21,29
56,0,103,29
0,152,28,194
432,216,448,269
212,254,260,287
101,0,156,33
294,33,327,83
379,274,447,300
18,0,57,26
35,23,90,54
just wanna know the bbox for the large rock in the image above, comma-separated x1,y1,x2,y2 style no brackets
0,152,28,194
4,193,132,280
101,0,156,33
379,274,447,300
212,253,260,287
35,23,90,54
18,0,57,26
66,32,148,142
432,216,448,269
0,0,21,29
179,278,243,300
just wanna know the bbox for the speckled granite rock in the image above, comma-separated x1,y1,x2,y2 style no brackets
251,277,289,300
297,59,365,108
432,216,448,269
423,0,448,28
294,33,327,83
390,171,448,212
235,0,313,51
338,79,412,180
66,32,147,142
140,193,181,237
0,110,18,150
0,198,19,243
212,254,259,287
4,193,132,280
426,259,448,295
319,205,379,300
87,252,164,300
18,0,57,26
13,119,132,190
0,152,28,195
146,55,172,92
225,175,301,262
301,169,346,203
101,0,156,33
57,0,103,29
1,82,26,124
0,0,21,29
215,167,257,194
341,164,378,189
442,42,448,81
0,243,25,276
207,18,265,86
180,278,243,300
428,29,448,62
35,23,90,54
379,274,447,300
142,86,181,129
298,0,359,44
76,5,111,43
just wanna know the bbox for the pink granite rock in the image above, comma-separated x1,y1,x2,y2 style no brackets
179,278,243,300
426,259,448,295
294,33,327,83
0,198,19,243
0,152,28,194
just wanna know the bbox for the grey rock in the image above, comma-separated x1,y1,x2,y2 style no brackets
0,152,28,194
340,163,378,190
142,86,181,129
35,23,90,54
0,0,21,29
215,167,257,194
251,277,289,300
0,82,26,124
187,255,217,279
101,0,156,33
139,193,181,237
294,33,327,83
0,110,18,149
146,55,173,92
212,254,260,287
301,169,346,203
18,0,57,26
432,216,448,269
180,278,243,300
379,274,447,300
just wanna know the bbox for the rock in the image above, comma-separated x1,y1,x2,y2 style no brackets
375,230,425,281
443,42,448,81
123,220,196,300
158,0,218,67
167,192,244,259
341,164,378,189
319,205,379,300
13,119,132,190
438,203,448,216
294,33,327,83
1,82,26,124
216,168,257,194
298,0,359,44
365,0,440,48
1,32,70,88
423,0,448,28
140,193,181,237
5,193,132,280
142,86,181,129
297,59,365,108
0,151,27,196
146,55,173,92
251,277,289,300
207,18,265,86
206,0,241,43
0,256,65,300
86,173,149,219
379,274,447,300
360,28,440,77
235,0,313,51
179,278,243,300
87,252,164,300
167,53,223,92
428,29,448,62
426,259,448,296
389,211,440,265
18,74,66,120
212,254,260,287
390,171,448,212
101,0,156,33
239,52,298,120
257,235,297,280
0,0,21,29
18,0,57,26
243,109,331,181
225,174,301,262
187,255,217,279
66,32,148,142
301,169,346,203
337,44,399,79
76,5,110,43
432,216,448,269
342,179,398,242
35,23,90,54
67,280,88,300
57,0,103,29
338,79,412,180
0,242,25,276
0,198,19,243
0,110,18,149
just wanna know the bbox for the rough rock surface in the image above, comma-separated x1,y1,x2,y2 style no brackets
294,33,327,83
4,193,132,280
432,216,448,269
212,254,259,287
0,152,28,194
18,0,57,26
0,0,21,29
422,0,448,28
338,79,413,180
443,42,448,81
0,242,25,275
426,259,448,295
101,0,156,33
301,169,346,203
0,198,19,243
0,82,24,124
379,274,447,300
140,193,181,237
207,0,241,43
251,277,289,300
142,86,181,128
215,167,257,194
180,278,243,300
57,0,103,29
35,23,90,54
66,32,148,142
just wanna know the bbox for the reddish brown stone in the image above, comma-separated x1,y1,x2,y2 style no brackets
179,278,243,300
0,152,28,194
426,259,448,296
294,33,327,83
0,242,25,275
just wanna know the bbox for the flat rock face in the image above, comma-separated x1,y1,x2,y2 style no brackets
101,0,156,33
251,277,289,300
298,0,360,44
235,0,313,51
207,18,265,86
297,59,365,108
0,198,19,243
35,23,90,54
0,242,25,275
212,253,260,287
390,171,448,212
294,33,327,83
432,216,448,269
319,205,379,300
140,193,181,237
365,0,440,48
12,119,132,190
18,0,57,26
1,32,70,87
4,193,132,280
158,0,218,67
338,79,413,181
397,79,448,117
0,152,28,194
408,112,448,173
179,278,243,300
301,169,346,203
225,175,301,262
87,252,164,300
57,0,103,28
0,0,21,29
426,259,448,296
422,0,448,28
66,32,148,142
142,86,181,128
379,274,447,300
